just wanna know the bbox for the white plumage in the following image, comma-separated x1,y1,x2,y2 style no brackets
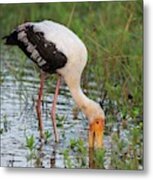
4,20,105,148
32,20,87,78
33,20,86,56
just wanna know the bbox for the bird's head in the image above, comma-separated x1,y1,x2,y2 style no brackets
83,100,105,149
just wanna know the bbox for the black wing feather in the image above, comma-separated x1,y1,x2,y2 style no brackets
3,25,67,74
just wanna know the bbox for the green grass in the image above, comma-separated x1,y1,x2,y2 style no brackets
0,0,143,169
63,138,87,168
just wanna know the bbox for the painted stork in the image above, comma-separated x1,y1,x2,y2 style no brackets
3,20,105,148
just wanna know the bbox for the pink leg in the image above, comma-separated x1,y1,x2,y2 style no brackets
36,73,46,139
51,76,61,142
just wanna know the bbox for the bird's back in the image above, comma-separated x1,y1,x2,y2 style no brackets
33,20,87,61
3,20,87,75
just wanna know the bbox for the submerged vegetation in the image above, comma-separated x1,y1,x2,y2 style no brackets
0,1,143,169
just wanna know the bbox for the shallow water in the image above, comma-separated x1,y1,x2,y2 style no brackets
0,54,141,169
0,56,101,168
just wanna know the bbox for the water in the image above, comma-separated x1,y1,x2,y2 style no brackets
0,54,142,169
0,56,99,168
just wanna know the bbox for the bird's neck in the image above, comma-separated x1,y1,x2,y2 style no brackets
64,76,92,116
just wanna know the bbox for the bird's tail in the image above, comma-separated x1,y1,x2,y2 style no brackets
2,30,18,45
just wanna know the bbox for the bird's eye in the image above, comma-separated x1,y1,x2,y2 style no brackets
96,121,99,124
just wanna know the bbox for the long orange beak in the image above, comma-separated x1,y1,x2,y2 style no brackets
89,118,105,148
